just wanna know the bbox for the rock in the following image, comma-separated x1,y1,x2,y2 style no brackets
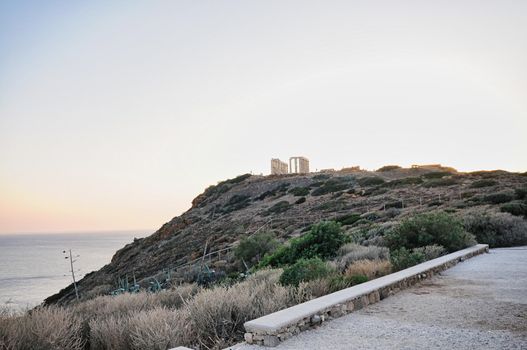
264,335,280,347
244,332,253,343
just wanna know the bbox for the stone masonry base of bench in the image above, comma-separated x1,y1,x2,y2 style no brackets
243,244,489,347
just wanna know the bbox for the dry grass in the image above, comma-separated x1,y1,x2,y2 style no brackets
298,278,332,298
185,269,304,349
336,244,390,271
88,314,131,350
2,307,85,350
344,259,392,280
128,308,191,350
73,283,200,322
1,270,309,350
412,244,447,260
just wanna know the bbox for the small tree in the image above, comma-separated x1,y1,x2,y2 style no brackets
279,258,332,286
234,231,279,266
386,212,475,253
260,221,348,267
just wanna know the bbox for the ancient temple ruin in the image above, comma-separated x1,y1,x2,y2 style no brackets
270,156,310,175
289,156,310,174
271,158,289,175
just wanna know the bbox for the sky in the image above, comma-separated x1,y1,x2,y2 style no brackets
1,0,526,234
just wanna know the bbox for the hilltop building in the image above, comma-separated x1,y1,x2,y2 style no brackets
289,156,309,174
271,158,289,175
270,156,310,175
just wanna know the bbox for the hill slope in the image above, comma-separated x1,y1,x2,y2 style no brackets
45,166,527,305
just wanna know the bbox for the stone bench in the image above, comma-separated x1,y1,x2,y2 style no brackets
244,244,489,347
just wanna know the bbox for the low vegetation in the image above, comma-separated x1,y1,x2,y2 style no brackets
289,186,310,197
260,221,348,267
5,168,527,350
463,211,527,247
279,258,333,286
422,178,457,187
483,192,514,204
385,212,476,253
311,178,353,196
357,176,385,187
335,244,390,271
376,165,401,172
1,271,310,350
234,231,279,266
265,200,291,215
470,179,498,188
500,202,527,217
344,259,391,280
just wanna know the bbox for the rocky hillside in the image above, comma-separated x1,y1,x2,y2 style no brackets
45,166,527,305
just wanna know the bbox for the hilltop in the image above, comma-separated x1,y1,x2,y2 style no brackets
44,165,527,305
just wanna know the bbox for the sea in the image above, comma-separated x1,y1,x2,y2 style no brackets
0,230,150,311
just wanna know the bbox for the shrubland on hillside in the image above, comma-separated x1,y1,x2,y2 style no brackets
45,166,527,305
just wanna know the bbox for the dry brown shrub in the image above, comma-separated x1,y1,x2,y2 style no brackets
88,314,131,350
74,293,153,321
344,259,392,280
3,307,84,350
73,283,198,323
336,244,390,271
1,270,311,350
184,269,297,349
128,307,192,350
299,278,332,298
156,284,200,309
82,284,114,300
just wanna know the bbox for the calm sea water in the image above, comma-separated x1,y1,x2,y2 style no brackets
0,230,150,310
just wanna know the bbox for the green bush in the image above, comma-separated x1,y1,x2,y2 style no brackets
349,274,369,285
515,188,527,200
255,183,290,201
422,178,457,187
385,212,476,252
279,258,333,286
500,202,527,217
235,232,280,266
411,244,447,260
313,199,346,212
385,200,403,209
313,174,331,180
358,176,385,187
423,171,451,179
222,194,251,213
327,275,354,291
265,201,291,215
335,213,361,226
295,197,306,204
289,187,310,197
464,211,527,247
225,173,251,185
484,192,514,204
390,247,425,271
260,221,348,267
470,179,498,188
376,165,401,172
384,177,423,187
199,174,252,205
311,178,353,196
348,222,394,246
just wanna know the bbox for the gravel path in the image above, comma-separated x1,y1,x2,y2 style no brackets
231,247,527,350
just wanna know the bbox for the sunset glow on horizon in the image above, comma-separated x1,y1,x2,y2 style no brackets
1,0,526,233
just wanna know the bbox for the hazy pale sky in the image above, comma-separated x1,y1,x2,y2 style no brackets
1,0,526,233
